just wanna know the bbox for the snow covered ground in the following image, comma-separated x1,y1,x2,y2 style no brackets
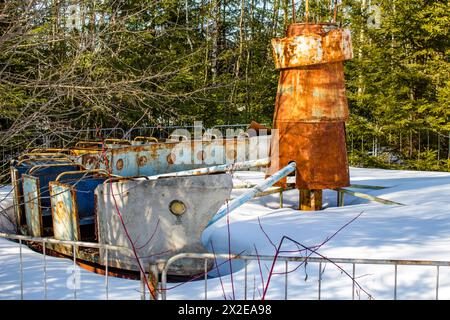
1,167,450,300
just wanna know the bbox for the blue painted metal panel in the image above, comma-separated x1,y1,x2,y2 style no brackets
13,164,33,223
30,165,81,208
10,160,79,231
22,174,42,236
10,167,24,226
72,138,262,179
50,183,79,241
65,178,106,219
49,176,106,240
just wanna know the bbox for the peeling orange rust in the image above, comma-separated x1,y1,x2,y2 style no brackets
138,155,148,167
116,158,124,171
82,154,101,169
269,23,352,191
167,153,175,164
197,150,205,161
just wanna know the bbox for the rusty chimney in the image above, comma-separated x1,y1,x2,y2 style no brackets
268,22,353,210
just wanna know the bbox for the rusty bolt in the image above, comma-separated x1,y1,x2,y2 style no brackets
167,153,176,164
138,155,147,167
116,158,124,171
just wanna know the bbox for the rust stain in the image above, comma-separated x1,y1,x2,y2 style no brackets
116,159,124,171
167,153,176,164
272,23,353,70
82,155,100,169
138,155,148,167
196,150,205,161
226,149,237,161
55,201,67,221
270,122,349,189
27,192,35,212
269,23,351,192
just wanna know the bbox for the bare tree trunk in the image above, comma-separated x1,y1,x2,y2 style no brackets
211,0,219,82
203,0,209,84
391,0,396,68
91,1,96,50
235,0,245,78
357,0,367,99
272,0,280,37
186,0,193,51
283,0,289,28
228,0,246,122
52,0,60,45
244,0,255,121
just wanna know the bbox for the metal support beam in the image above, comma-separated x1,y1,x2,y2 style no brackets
337,188,404,206
149,158,270,179
206,162,296,228
300,189,323,211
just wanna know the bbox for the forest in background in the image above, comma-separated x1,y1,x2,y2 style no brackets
0,0,449,178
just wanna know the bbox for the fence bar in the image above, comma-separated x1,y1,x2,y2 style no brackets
279,190,284,209
244,261,248,300
105,248,109,300
394,264,398,300
19,239,23,300
43,240,47,300
436,266,440,300
140,271,146,300
352,263,355,300
160,264,168,300
160,252,450,300
204,259,208,300
73,244,77,300
284,261,288,300
160,252,450,270
337,190,344,207
0,232,130,300
337,188,404,206
318,262,322,300
3,232,450,301
149,264,158,300
0,232,132,253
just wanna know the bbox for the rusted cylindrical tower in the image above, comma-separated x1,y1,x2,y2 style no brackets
268,23,353,210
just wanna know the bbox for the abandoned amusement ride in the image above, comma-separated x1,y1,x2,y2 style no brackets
7,20,364,278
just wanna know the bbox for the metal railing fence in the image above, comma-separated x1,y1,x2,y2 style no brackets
1,234,449,301
158,252,450,300
0,232,135,300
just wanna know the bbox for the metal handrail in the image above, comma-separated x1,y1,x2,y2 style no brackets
16,157,73,167
133,136,158,143
29,163,85,175
18,153,70,161
160,252,450,300
104,138,132,145
0,232,135,300
30,148,73,154
124,125,205,139
0,232,132,252
55,169,117,182
167,134,189,141
74,141,103,148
